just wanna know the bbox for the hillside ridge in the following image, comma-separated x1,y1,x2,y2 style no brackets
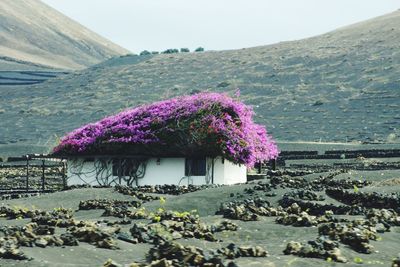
0,0,130,70
1,10,399,154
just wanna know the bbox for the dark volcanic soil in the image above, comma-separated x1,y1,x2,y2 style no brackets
0,168,399,267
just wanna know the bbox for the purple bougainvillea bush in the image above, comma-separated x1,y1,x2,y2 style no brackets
53,92,278,167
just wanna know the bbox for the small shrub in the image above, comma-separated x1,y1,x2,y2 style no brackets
195,47,205,52
162,49,179,54
180,48,190,53
140,50,151,56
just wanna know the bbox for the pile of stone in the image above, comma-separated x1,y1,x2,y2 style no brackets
124,241,268,267
97,219,132,226
114,185,160,202
284,237,347,263
266,169,314,177
217,198,335,224
268,170,365,192
278,196,365,216
323,178,371,189
0,236,30,260
393,256,400,267
143,242,227,266
78,199,142,210
269,175,315,190
251,181,276,192
129,223,173,244
127,184,218,195
275,203,320,227
217,243,268,259
1,192,42,200
217,197,283,221
150,210,198,224
31,207,76,227
284,190,325,201
0,205,41,219
366,209,400,228
218,198,349,227
318,220,379,253
326,188,400,211
68,223,119,249
209,220,238,233
77,194,148,221
129,210,238,244
102,206,147,220
0,222,77,249
0,204,122,258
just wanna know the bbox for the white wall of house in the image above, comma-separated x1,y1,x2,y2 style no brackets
67,156,247,186
67,159,113,185
140,158,186,185
213,157,247,185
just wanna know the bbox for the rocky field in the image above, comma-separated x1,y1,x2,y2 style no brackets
1,2,400,266
0,165,399,267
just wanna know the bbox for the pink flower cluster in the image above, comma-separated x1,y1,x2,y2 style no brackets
53,92,279,167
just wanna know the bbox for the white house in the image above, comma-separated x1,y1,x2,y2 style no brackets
66,156,247,186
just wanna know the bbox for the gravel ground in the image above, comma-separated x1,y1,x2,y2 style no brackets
0,166,398,266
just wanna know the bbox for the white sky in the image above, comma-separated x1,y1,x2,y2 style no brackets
42,0,399,53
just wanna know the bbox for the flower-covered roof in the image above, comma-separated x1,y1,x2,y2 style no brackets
53,92,278,167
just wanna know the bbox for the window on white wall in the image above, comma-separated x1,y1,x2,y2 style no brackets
185,158,206,176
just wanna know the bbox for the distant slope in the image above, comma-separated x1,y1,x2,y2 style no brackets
0,70,68,86
1,11,400,151
0,0,129,70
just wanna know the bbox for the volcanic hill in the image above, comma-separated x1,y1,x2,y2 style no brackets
1,10,400,155
0,0,129,70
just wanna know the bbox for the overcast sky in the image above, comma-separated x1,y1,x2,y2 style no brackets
42,0,399,53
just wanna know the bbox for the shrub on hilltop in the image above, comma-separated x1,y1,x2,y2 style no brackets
139,50,151,56
162,49,179,54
